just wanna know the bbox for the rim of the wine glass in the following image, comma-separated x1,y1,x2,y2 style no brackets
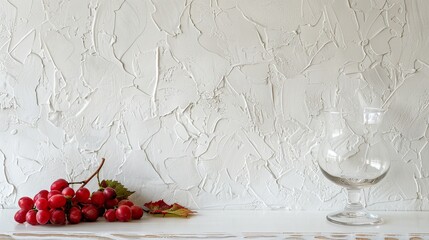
323,107,386,115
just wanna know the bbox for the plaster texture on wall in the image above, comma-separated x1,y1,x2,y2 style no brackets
0,0,428,210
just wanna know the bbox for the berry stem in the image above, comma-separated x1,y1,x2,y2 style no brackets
79,158,106,189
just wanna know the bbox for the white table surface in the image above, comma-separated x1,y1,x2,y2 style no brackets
0,209,428,239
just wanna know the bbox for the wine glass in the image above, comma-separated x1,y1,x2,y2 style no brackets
317,107,390,225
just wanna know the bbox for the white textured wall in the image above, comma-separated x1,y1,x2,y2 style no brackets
1,0,429,210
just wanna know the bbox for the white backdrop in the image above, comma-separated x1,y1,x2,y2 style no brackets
0,0,428,210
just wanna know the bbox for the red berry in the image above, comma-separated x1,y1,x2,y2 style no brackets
118,199,134,207
91,191,105,206
68,207,82,224
103,187,116,200
35,198,49,210
100,180,108,188
48,190,61,199
18,197,34,211
34,190,49,202
83,198,92,204
104,209,116,222
62,187,75,198
50,209,66,225
14,209,28,223
36,210,50,225
116,205,132,222
50,178,69,191
48,194,67,209
75,188,90,202
82,205,98,222
26,209,38,225
104,198,118,209
131,205,144,220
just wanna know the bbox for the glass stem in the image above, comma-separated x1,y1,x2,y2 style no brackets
345,188,364,212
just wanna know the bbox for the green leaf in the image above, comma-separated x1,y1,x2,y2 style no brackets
100,179,135,200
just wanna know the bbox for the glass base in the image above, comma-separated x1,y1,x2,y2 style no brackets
327,209,383,226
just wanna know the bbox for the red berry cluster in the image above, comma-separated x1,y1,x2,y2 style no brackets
14,178,143,225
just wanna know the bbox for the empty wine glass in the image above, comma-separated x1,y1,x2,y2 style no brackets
317,107,390,225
